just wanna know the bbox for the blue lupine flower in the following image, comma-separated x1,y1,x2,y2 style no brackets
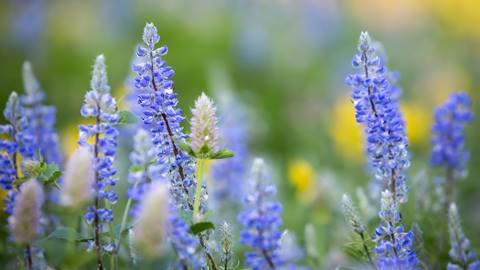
132,22,204,213
21,62,62,165
372,190,419,270
238,158,284,270
168,212,205,269
346,32,410,203
431,92,473,178
127,129,163,217
211,89,250,206
1,92,36,215
447,203,480,270
79,55,119,252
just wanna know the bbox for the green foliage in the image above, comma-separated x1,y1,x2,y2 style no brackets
190,221,215,235
117,110,138,125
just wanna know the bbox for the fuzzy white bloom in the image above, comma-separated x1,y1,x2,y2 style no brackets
22,61,40,95
9,180,44,244
91,54,110,94
189,92,219,153
133,182,169,258
60,147,95,208
341,193,365,234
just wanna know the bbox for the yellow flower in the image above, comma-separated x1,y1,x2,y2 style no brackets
431,0,480,39
288,159,317,202
330,97,364,162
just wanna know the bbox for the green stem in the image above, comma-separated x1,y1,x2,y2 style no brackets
193,158,206,220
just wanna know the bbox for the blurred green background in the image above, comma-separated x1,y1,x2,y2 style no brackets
1,0,480,266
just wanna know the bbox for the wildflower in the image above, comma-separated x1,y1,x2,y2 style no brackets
447,203,480,270
60,147,94,208
238,158,283,270
21,61,62,165
126,129,163,217
132,22,200,213
431,92,473,178
1,92,35,215
133,182,169,258
168,213,205,269
346,32,410,203
372,190,419,270
219,222,233,270
9,179,44,244
288,159,317,202
79,55,119,261
190,92,219,154
341,194,365,235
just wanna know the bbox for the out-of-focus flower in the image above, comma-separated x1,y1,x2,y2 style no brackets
238,158,290,269
447,203,480,270
341,194,365,235
190,92,219,154
432,0,480,40
9,179,44,244
21,62,63,166
431,92,473,178
346,32,410,203
60,147,94,208
372,190,419,269
127,129,163,217
1,92,36,215
288,159,318,202
330,97,364,162
133,182,169,258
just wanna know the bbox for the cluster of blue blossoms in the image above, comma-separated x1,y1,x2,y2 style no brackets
0,92,36,215
347,32,418,269
238,158,284,270
431,92,473,178
79,55,119,252
21,62,63,166
131,23,206,268
132,23,205,213
346,32,409,204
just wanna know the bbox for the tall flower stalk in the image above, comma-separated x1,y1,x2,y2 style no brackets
189,92,219,219
447,203,480,270
79,55,119,270
132,23,212,269
21,61,62,166
238,158,283,270
0,92,36,214
346,32,409,204
430,92,473,209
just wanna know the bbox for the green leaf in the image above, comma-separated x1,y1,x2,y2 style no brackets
176,140,196,157
129,165,144,173
208,149,234,159
343,241,365,261
38,163,62,189
190,221,215,235
117,110,138,125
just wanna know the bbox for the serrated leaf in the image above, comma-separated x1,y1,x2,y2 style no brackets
190,221,215,235
208,149,234,159
117,110,138,125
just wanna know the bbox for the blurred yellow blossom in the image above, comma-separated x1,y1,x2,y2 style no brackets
401,103,431,145
330,97,363,162
288,159,318,202
431,0,480,39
